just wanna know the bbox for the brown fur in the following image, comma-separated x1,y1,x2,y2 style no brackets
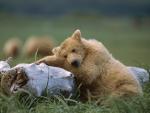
3,38,22,58
23,36,54,57
36,30,142,101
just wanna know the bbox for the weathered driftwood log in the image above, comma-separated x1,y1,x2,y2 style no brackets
0,58,11,72
0,58,149,97
128,67,149,86
1,63,75,97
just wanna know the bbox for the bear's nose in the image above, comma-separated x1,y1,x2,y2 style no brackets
71,60,80,67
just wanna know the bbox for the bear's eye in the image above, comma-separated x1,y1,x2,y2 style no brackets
64,55,67,58
72,49,76,53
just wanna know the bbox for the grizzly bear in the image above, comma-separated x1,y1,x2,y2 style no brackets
36,29,142,101
23,36,54,57
3,38,22,58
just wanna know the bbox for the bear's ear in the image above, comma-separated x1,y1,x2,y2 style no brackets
72,29,81,41
52,47,60,54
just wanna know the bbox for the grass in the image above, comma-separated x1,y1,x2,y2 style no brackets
0,13,150,113
0,13,150,65
0,84,150,113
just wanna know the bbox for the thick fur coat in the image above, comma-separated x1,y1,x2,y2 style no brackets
36,30,142,101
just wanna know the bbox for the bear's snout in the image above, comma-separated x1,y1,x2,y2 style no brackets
71,60,80,67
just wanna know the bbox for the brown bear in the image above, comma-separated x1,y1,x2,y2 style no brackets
3,38,22,58
23,36,54,57
36,29,142,101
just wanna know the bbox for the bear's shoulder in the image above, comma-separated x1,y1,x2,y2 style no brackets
82,38,108,53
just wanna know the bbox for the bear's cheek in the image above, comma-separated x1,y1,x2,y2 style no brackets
68,54,82,64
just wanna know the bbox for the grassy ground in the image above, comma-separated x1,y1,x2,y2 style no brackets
0,13,150,65
0,83,150,113
0,13,150,113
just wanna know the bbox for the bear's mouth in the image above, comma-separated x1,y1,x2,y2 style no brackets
71,60,80,68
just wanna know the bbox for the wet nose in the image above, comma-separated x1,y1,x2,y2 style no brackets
71,60,80,67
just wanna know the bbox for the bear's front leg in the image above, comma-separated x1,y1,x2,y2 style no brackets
36,55,64,68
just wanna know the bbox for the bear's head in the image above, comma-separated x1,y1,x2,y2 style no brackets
52,29,86,68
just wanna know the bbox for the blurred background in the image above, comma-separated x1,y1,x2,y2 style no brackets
0,0,150,66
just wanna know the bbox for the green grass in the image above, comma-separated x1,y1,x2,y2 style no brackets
0,83,150,113
0,13,150,113
0,13,150,65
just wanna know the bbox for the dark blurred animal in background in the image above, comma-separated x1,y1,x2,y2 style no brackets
3,38,22,58
23,36,54,57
